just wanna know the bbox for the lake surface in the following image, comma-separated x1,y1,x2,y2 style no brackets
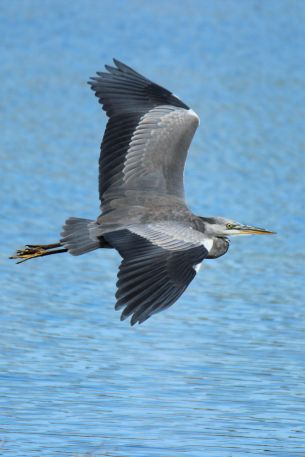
1,1,305,455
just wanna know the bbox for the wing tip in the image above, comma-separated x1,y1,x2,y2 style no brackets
88,59,191,114
112,58,124,70
87,58,141,93
117,303,149,326
120,311,141,326
130,313,148,326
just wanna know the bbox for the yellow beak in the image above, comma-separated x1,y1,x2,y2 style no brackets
237,225,276,235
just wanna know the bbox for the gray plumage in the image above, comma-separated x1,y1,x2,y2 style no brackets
12,59,274,325
62,59,234,324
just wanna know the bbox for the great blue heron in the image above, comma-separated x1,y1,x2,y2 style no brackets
11,59,274,325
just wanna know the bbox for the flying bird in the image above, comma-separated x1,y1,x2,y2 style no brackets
11,59,275,325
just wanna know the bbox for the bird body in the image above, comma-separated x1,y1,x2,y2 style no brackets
11,59,274,325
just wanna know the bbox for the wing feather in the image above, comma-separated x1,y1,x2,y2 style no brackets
88,59,199,211
104,227,209,325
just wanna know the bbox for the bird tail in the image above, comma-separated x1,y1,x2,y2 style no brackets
60,217,103,255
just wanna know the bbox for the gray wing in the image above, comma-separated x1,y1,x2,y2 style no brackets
88,59,199,212
104,224,209,325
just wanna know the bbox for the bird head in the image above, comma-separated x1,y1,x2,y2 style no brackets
201,217,275,237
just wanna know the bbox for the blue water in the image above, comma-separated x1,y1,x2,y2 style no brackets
1,0,305,455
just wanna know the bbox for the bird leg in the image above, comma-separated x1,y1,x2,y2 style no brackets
10,243,68,264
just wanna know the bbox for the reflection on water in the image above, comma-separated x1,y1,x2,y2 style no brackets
1,0,305,455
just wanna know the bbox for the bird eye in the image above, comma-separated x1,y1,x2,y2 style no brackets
226,223,234,230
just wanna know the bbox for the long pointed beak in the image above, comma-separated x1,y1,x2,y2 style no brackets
238,225,276,235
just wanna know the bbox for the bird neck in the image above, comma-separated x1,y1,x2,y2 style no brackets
207,237,230,259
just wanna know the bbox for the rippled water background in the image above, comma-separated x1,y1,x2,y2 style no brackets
1,1,305,455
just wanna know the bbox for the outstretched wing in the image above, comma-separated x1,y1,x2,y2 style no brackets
88,59,199,212
104,224,210,325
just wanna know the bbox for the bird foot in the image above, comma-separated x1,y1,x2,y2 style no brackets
10,245,50,263
10,243,66,264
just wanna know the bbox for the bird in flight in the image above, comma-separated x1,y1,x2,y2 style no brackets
11,59,275,325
